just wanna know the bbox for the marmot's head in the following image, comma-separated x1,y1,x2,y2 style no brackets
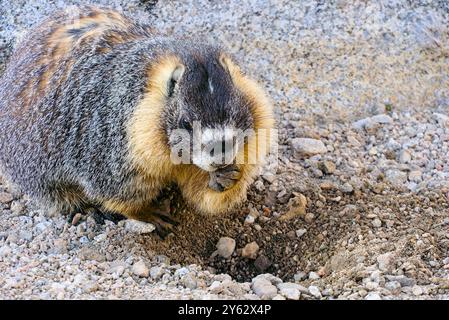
159,46,258,172
129,44,274,174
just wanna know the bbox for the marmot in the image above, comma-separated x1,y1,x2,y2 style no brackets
0,6,275,236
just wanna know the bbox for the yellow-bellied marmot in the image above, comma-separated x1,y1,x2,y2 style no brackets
0,6,275,237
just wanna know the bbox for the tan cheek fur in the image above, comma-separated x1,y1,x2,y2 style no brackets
126,55,182,179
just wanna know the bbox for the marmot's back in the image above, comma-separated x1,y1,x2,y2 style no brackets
1,6,153,113
0,6,157,202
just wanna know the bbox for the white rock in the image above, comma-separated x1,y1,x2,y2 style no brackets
124,220,155,234
308,285,322,298
365,292,382,300
385,169,407,186
296,229,307,238
150,266,164,279
251,278,278,300
19,230,33,241
371,114,393,124
433,113,449,126
291,138,327,158
214,237,236,258
412,285,423,296
10,201,25,214
132,260,149,278
408,170,422,182
309,271,320,280
94,233,107,242
372,218,382,228
0,245,12,257
377,252,395,272
174,267,189,277
35,221,52,233
294,272,307,282
244,214,255,224
277,283,301,300
252,273,283,285
353,115,392,131
399,150,411,163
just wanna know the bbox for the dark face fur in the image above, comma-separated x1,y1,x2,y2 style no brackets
162,49,254,171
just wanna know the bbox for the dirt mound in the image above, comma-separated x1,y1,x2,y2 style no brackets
142,186,449,285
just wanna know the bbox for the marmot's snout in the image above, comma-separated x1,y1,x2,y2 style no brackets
189,126,242,172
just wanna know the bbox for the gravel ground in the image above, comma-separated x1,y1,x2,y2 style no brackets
1,0,449,299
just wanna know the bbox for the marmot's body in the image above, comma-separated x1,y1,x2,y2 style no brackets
0,6,274,232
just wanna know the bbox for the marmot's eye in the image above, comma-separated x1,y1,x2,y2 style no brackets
180,118,192,131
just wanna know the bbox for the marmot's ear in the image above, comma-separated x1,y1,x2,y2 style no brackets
219,53,241,79
167,64,185,97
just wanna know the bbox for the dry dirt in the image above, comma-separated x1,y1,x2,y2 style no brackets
0,0,449,299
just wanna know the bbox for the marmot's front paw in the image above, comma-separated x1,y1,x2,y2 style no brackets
208,165,242,192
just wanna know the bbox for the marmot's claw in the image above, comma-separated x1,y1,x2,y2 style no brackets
146,203,179,239
209,165,242,192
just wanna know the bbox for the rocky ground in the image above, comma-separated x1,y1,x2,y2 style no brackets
0,0,448,299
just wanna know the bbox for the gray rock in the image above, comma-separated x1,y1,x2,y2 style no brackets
291,138,327,158
35,221,52,233
340,182,354,193
433,113,449,126
385,281,401,294
252,278,278,299
181,273,198,290
107,262,126,276
254,255,272,272
174,267,189,277
385,275,416,287
353,114,392,131
408,170,422,182
309,272,320,280
385,169,407,186
19,230,33,241
377,252,395,272
94,233,107,242
252,274,283,285
277,283,301,300
150,266,164,280
294,272,307,282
